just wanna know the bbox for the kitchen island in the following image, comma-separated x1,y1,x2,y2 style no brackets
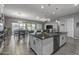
29,32,67,55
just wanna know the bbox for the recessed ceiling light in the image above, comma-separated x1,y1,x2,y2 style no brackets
48,4,51,6
74,4,78,6
41,5,44,9
52,12,55,14
56,8,59,10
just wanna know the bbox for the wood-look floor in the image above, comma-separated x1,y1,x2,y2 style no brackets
1,34,79,55
0,34,35,55
54,38,79,55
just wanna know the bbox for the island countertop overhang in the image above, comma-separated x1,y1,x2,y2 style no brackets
30,32,67,40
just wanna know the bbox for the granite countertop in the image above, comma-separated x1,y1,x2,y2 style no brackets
30,32,67,40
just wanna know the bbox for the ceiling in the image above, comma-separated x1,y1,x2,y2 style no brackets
3,4,79,22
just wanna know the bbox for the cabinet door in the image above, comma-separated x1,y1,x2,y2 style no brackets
29,36,36,50
60,34,66,47
35,38,42,55
42,38,53,55
32,37,36,50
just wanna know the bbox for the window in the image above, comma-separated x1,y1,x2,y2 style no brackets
12,22,42,31
19,23,25,30
12,23,26,33
27,23,36,31
12,23,19,33
32,24,35,30
0,23,3,31
27,23,32,31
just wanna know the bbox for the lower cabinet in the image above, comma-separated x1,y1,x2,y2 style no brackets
59,34,67,47
29,36,54,55
30,36,36,51
35,38,42,54
35,37,54,55
42,38,54,55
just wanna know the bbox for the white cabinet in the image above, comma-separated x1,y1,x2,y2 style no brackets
30,36,36,50
30,36,42,55
29,35,54,55
42,38,54,55
35,37,54,55
35,38,42,55
59,34,67,47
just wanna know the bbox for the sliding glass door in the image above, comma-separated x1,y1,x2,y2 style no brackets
12,22,42,33
12,23,26,33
